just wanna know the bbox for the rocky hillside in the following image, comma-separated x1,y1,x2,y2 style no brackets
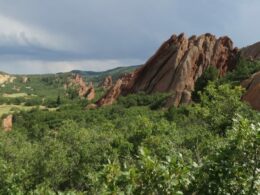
97,33,239,107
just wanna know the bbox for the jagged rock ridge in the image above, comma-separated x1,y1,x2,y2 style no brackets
97,33,238,107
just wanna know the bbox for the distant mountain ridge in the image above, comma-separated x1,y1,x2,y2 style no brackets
70,65,141,82
0,65,141,85
71,65,141,77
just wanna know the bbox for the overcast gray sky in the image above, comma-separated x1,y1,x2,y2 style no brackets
0,0,259,74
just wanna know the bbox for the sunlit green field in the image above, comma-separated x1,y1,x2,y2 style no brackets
0,104,33,117
2,93,28,98
0,104,56,117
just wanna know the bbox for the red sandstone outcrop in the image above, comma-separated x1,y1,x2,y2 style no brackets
240,42,260,61
2,115,13,131
241,71,260,111
96,71,138,106
86,83,95,101
96,33,238,107
100,76,113,89
96,79,123,106
66,74,96,100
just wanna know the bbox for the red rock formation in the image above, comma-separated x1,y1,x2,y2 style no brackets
86,83,95,101
96,71,138,106
241,71,260,111
70,74,88,97
67,74,95,100
2,115,13,131
96,33,238,107
96,79,123,106
100,76,113,89
240,42,260,61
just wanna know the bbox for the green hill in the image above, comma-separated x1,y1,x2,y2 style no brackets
70,65,141,82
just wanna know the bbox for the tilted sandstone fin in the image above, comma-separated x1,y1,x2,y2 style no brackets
96,33,239,107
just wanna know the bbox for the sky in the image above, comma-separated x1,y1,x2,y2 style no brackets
0,0,259,74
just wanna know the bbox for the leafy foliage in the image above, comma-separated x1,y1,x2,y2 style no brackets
0,62,259,194
222,58,260,83
193,115,260,194
193,66,219,102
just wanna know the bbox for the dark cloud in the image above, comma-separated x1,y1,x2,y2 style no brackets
0,0,259,73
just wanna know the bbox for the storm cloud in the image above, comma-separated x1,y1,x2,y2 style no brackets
0,0,259,74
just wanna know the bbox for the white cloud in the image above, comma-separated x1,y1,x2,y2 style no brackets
0,14,75,51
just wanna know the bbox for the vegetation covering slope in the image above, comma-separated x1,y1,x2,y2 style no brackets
0,65,140,113
71,65,141,83
0,60,259,194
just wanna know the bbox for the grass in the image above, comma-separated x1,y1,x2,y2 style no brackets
0,104,32,117
0,104,57,117
3,93,28,98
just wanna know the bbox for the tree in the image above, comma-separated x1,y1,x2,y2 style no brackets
195,82,245,135
194,115,260,194
193,66,219,102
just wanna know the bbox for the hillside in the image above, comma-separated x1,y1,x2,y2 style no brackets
0,65,142,117
71,65,141,83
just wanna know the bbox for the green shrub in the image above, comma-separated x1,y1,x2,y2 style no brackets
193,66,219,102
118,92,169,108
223,58,260,83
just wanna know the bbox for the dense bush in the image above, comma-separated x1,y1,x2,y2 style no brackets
193,66,219,102
222,58,260,83
0,69,259,193
118,92,170,108
193,115,260,194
